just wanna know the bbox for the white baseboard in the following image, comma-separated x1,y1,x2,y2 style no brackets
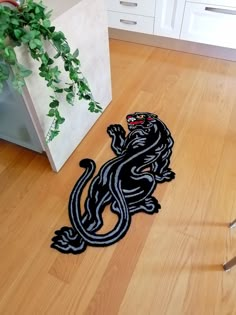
109,28,236,62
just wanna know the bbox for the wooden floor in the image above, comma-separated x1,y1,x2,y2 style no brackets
0,39,236,315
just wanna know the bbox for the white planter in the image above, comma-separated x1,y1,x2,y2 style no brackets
15,0,112,171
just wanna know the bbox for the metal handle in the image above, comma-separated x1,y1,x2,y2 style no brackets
120,19,137,25
120,1,138,7
205,7,236,15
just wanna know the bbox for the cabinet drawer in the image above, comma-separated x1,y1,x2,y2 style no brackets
107,11,154,34
181,2,236,49
106,0,156,17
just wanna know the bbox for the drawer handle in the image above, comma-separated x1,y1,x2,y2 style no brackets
120,1,138,7
120,19,137,25
205,7,236,15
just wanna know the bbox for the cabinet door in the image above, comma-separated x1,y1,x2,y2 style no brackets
154,0,185,38
181,2,236,49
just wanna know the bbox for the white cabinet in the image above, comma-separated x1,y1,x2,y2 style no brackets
107,0,236,53
107,0,155,34
181,2,236,49
154,0,185,38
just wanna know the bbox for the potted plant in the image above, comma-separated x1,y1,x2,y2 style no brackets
0,0,102,142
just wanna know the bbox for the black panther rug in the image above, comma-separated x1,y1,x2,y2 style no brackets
51,112,175,254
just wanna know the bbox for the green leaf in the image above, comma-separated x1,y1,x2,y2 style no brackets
48,26,55,33
80,81,91,92
54,108,60,118
54,88,63,93
18,64,32,78
64,87,72,93
84,94,91,100
64,61,69,71
47,129,60,142
35,6,41,15
66,92,75,105
52,31,65,41
29,39,37,49
61,43,70,54
69,70,78,81
47,109,55,117
10,18,19,26
39,63,48,74
41,53,49,65
34,38,42,48
88,101,96,112
4,47,17,65
54,52,61,59
72,58,80,66
49,100,59,108
73,49,79,58
0,63,10,80
12,78,25,94
43,19,51,28
48,58,54,65
56,116,65,125
30,49,40,60
54,120,60,130
14,29,22,39
22,30,40,43
21,35,31,44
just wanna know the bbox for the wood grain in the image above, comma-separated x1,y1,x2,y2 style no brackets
0,40,236,315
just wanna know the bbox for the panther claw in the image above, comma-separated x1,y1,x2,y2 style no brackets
107,124,125,137
155,168,175,183
163,169,175,181
51,226,87,254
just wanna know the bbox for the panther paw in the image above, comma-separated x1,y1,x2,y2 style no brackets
107,124,126,137
155,168,175,183
162,168,175,181
51,226,87,254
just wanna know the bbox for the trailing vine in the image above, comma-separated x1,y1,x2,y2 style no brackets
0,0,102,142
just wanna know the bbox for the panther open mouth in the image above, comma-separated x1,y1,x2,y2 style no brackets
126,116,144,125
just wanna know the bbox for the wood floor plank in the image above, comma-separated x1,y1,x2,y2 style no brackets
0,39,236,314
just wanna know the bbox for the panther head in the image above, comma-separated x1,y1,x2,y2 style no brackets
126,112,158,130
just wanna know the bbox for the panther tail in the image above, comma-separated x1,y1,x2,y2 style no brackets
51,158,131,253
69,159,131,247
51,159,96,254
